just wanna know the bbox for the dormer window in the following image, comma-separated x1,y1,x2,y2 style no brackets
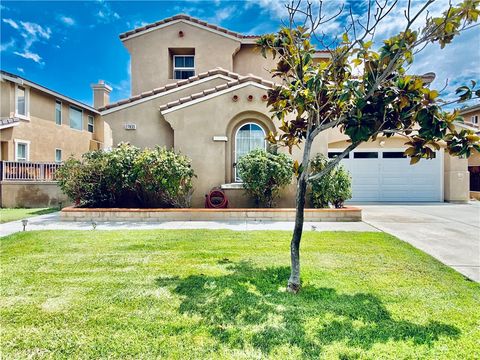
173,55,195,79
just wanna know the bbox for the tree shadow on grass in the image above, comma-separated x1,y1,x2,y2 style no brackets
156,261,460,358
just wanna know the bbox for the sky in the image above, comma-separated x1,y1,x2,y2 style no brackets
1,0,479,108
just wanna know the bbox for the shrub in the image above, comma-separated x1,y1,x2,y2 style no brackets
133,146,195,207
310,154,352,208
330,165,352,208
56,143,195,208
237,148,293,208
310,154,333,208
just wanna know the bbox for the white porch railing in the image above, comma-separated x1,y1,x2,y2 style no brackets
0,161,62,182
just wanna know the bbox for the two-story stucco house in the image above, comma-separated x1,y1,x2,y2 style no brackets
0,71,108,163
459,103,480,198
96,14,470,207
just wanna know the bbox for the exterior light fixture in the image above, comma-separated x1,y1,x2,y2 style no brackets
178,31,184,37
232,95,239,102
261,94,268,101
247,95,253,102
21,219,28,231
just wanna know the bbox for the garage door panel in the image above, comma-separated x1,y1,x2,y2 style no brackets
334,149,442,202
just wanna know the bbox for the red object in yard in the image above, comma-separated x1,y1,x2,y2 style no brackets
205,188,229,208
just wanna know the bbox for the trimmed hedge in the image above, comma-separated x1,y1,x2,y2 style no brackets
56,143,195,208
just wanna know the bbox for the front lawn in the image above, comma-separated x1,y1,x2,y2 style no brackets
1,230,478,359
0,207,58,224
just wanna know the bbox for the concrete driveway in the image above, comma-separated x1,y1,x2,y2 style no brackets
361,203,480,282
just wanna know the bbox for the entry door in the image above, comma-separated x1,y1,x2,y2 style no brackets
329,149,443,202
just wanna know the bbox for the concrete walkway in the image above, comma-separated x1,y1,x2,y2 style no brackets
0,211,376,238
361,203,480,282
1,203,478,282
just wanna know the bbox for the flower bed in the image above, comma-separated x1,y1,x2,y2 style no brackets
60,206,362,222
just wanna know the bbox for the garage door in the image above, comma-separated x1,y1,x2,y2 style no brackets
328,149,443,202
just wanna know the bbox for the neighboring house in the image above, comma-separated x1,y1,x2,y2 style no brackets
459,103,480,129
0,71,110,208
0,71,109,162
459,103,480,199
97,14,470,206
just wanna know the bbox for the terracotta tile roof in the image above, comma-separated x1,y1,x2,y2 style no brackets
99,68,271,112
159,74,275,113
120,14,261,41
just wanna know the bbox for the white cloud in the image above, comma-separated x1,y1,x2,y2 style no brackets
209,6,236,24
20,21,51,40
0,38,15,51
58,15,75,26
14,50,43,64
3,18,19,29
2,19,51,64
126,20,149,29
95,0,120,24
17,67,24,73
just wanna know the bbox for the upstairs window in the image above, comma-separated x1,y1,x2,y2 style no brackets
472,115,479,124
55,100,62,125
69,106,83,130
15,85,29,119
173,55,195,80
87,115,94,133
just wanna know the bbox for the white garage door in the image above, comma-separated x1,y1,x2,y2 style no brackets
328,149,443,202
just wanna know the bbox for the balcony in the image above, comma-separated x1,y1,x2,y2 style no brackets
0,161,62,182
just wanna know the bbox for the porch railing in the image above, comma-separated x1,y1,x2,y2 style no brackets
0,161,62,182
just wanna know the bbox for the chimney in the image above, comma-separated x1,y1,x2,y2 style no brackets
91,80,112,109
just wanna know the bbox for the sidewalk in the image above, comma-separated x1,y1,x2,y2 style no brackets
0,211,377,237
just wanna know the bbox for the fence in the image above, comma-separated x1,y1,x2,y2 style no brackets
0,161,62,182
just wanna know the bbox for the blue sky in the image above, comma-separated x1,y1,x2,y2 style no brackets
1,0,479,108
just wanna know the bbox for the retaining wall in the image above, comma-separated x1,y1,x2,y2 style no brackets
61,207,362,222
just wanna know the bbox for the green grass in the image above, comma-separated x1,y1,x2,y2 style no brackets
0,208,58,223
1,230,479,359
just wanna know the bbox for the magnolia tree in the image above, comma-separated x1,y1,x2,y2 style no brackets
257,0,480,293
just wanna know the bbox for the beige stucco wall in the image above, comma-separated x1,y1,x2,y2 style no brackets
468,150,480,167
0,81,102,162
233,45,278,82
102,77,229,148
162,84,327,207
0,181,69,208
444,153,470,202
123,21,242,95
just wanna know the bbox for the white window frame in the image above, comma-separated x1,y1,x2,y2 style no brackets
471,115,479,124
55,100,62,125
15,84,30,120
173,55,195,80
234,122,267,182
69,105,83,131
14,139,30,162
87,115,94,133
55,148,62,163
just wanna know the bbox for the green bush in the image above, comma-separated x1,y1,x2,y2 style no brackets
310,154,352,208
237,148,293,208
133,147,195,207
56,143,195,208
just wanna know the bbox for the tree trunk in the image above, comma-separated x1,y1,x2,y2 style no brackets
287,135,314,293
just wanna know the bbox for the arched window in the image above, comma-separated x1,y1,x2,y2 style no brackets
235,122,266,181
